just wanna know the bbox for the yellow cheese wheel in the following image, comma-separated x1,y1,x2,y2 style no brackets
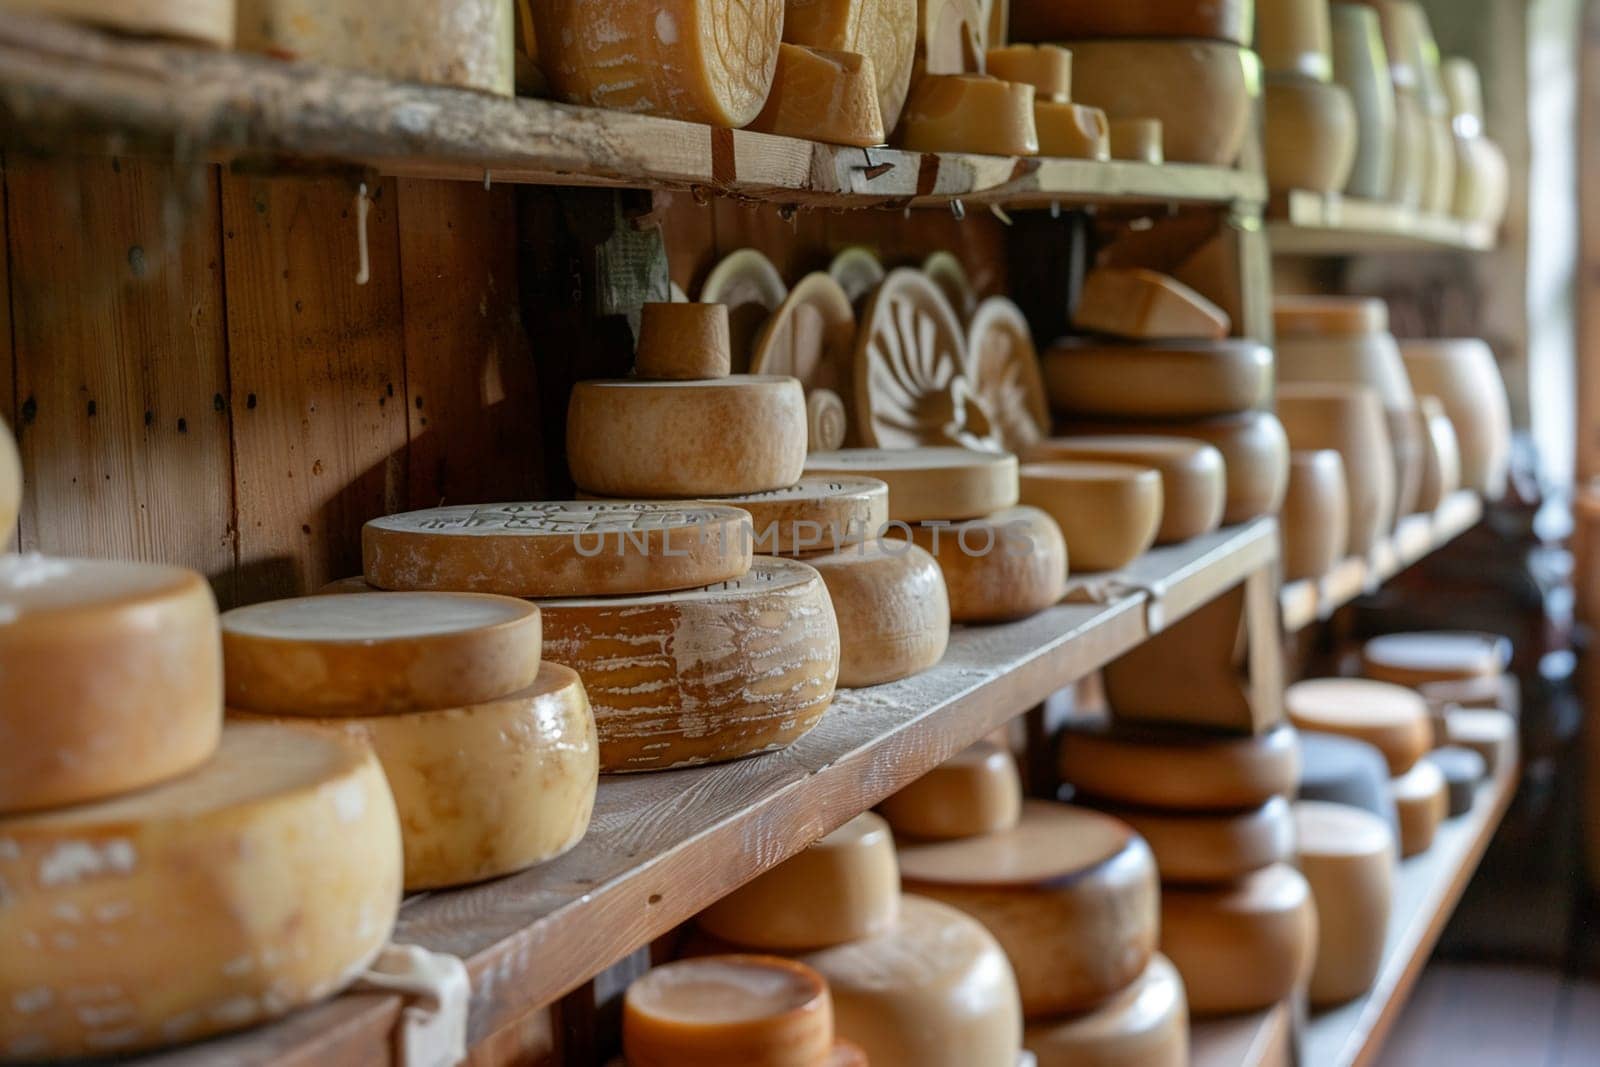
1444,707,1516,778
1071,268,1232,342
221,592,542,716
702,248,790,373
749,44,887,146
1264,76,1358,194
895,506,1067,622
1282,449,1350,581
1257,0,1333,81
913,0,984,78
1043,338,1270,417
0,416,18,544
1428,746,1486,816
1009,0,1253,44
1018,461,1162,573
805,447,1019,522
540,558,837,771
9,0,233,44
637,302,732,379
230,664,595,890
1023,954,1188,1067
1286,678,1432,776
0,723,400,1058
1107,117,1164,163
1390,758,1448,858
1023,436,1225,545
1416,395,1463,512
878,740,1023,839
1276,382,1397,553
1361,631,1511,689
802,539,949,687
624,955,834,1067
1058,719,1302,812
986,44,1072,99
698,812,900,950
1033,100,1111,159
0,556,221,815
568,376,808,497
703,476,890,556
782,0,919,131
534,0,783,125
1159,863,1318,1017
1295,800,1395,1007
1102,796,1295,885
363,501,753,598
897,74,1040,156
898,800,1160,1018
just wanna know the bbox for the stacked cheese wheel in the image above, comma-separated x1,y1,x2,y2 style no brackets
1257,0,1358,194
1362,629,1516,768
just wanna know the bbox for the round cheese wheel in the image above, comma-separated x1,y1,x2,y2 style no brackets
1009,0,1253,45
1035,100,1112,159
0,416,18,543
1286,678,1432,775
221,592,542,716
363,501,753,598
878,740,1023,840
1023,954,1187,1067
897,800,1160,1018
13,0,233,46
1042,339,1272,418
898,74,1041,157
1276,383,1396,553
1101,796,1295,885
1108,117,1165,164
1282,449,1349,581
896,506,1068,623
230,663,595,890
1445,708,1516,778
0,723,401,1058
1264,77,1357,194
1296,731,1400,835
703,477,890,556
1426,746,1486,816
802,539,949,687
1023,436,1225,545
829,247,886,307
540,558,839,772
1018,462,1162,573
1361,631,1511,689
780,0,918,131
796,895,1024,1067
986,44,1073,100
567,376,807,497
1058,719,1302,812
623,955,834,1067
749,43,887,146
1295,800,1396,1007
1159,864,1318,1017
805,448,1020,523
637,302,732,379
749,273,858,447
1390,758,1448,858
0,555,221,814
698,812,900,950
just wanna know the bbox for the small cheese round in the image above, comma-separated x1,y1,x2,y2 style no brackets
1159,863,1318,1017
1034,100,1112,159
1024,954,1188,1067
12,0,233,46
1390,759,1448,858
802,539,949,687
221,592,542,716
698,812,900,950
898,800,1160,1018
1286,678,1432,775
1297,731,1400,835
878,740,1023,840
1295,801,1396,1007
1282,449,1350,581
230,663,595,890
986,44,1072,99
897,506,1068,622
637,302,732,379
898,74,1041,156
1361,631,1511,689
1058,719,1302,812
1426,746,1487,816
0,416,18,542
567,376,807,497
1023,436,1226,545
748,44,887,147
804,448,1020,523
0,723,401,1058
703,477,890,556
1018,461,1162,572
623,956,834,1067
0,555,221,814
1042,338,1272,418
541,557,840,772
1102,797,1295,885
1444,708,1516,777
363,501,753,598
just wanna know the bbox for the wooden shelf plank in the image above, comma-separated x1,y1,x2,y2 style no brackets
1268,190,1496,254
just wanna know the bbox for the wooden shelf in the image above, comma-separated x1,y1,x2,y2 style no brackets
1268,190,1496,255
0,12,1264,211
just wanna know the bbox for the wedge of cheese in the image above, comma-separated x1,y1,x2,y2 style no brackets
1024,954,1188,1067
1043,338,1269,417
897,506,1068,622
1059,718,1301,811
1034,100,1111,159
703,476,890,556
749,44,887,146
637,302,732,379
1103,796,1295,885
1295,801,1395,1007
898,75,1040,156
805,448,1019,523
624,956,835,1066
802,539,949,686
1073,268,1232,341
783,0,919,131
879,740,1023,840
1286,678,1432,776
1024,436,1225,545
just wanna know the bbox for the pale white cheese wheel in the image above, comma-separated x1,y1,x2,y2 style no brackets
0,723,401,1058
804,448,1020,523
878,740,1023,840
1295,800,1396,1007
1361,631,1511,689
1286,677,1432,776
802,539,949,687
1024,436,1226,545
1102,796,1295,885
897,506,1068,622
567,377,808,498
540,558,840,772
898,800,1160,1018
702,476,890,556
8,0,233,45
230,663,595,890
698,812,900,950
0,555,222,814
1018,461,1163,572
1059,719,1302,811
1389,758,1448,858
1024,954,1188,1067
0,416,18,544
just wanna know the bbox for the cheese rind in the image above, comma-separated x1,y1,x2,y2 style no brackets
1264,77,1358,193
782,0,918,131
624,955,834,1066
897,506,1067,622
1295,800,1396,1007
1024,954,1188,1067
1018,461,1162,573
1102,797,1295,885
1416,396,1463,511
1073,268,1232,342
749,44,887,146
637,302,732,379
1034,100,1111,159
703,476,890,556
802,539,949,686
805,447,1020,522
1023,436,1226,545
1427,746,1486,816
879,740,1023,839
985,44,1071,99
1286,677,1432,775
1043,338,1269,417
898,75,1040,156
966,296,1051,452
0,723,401,1057
1390,758,1448,857
0,416,18,543
1058,720,1302,812
1361,631,1510,689
1445,708,1516,778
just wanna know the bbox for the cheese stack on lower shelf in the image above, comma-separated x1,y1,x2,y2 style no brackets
1362,629,1517,767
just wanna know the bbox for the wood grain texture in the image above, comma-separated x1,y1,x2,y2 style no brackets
0,153,14,552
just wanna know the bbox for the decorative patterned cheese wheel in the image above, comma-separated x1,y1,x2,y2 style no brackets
803,539,949,686
11,0,234,45
624,956,835,1066
750,273,859,449
1361,631,1511,689
705,477,890,556
805,448,1019,522
782,0,919,130
1058,719,1302,812
637,302,732,379
1071,268,1231,342
966,296,1051,453
1295,801,1396,1007
748,44,887,146
1276,383,1396,553
1024,954,1188,1067
1102,797,1295,885
896,506,1067,622
1023,436,1225,545
1018,462,1162,573
1286,678,1431,776
879,740,1023,840
1043,338,1271,418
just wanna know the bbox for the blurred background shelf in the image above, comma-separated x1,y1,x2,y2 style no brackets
1268,190,1497,255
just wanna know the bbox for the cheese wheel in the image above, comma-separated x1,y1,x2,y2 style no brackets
1023,954,1188,1067
1425,746,1486,816
896,506,1068,622
230,664,595,890
1257,0,1333,81
1296,731,1400,835
1159,864,1318,1017
1043,338,1270,418
1102,797,1295,885
898,800,1160,1017
1295,801,1396,1007
878,740,1023,839
1416,395,1463,512
1390,758,1448,858
698,812,900,950
805,448,1020,523
221,592,541,716
702,477,890,556
1023,436,1225,545
568,377,807,497
796,895,1024,1067
534,0,783,125
1058,719,1302,812
749,44,887,146
1445,708,1516,778
1009,0,1253,45
0,416,18,544
1282,449,1349,581
1286,678,1432,776
897,75,1040,156
1399,339,1512,498
1276,383,1396,553
0,723,401,1058
637,303,732,379
782,0,919,131
1107,117,1164,164
1033,100,1111,160
749,273,859,447
540,558,839,772
802,539,949,687
986,44,1072,99
1072,269,1232,342
624,955,834,1067
1125,412,1289,524
363,501,753,598
1361,631,1511,690
1264,76,1358,193
1018,461,1162,572
7,0,233,45
0,555,221,814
